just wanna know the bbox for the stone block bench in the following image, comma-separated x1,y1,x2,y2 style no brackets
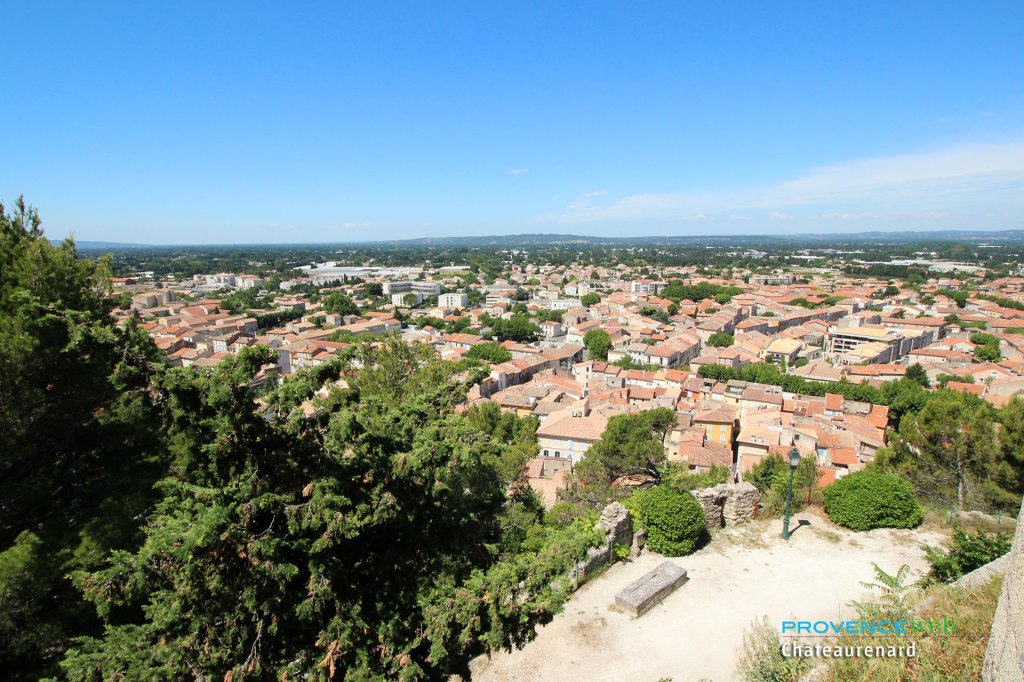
614,561,688,617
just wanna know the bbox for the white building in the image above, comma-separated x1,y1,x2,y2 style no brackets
235,274,264,290
549,298,582,311
539,320,564,339
383,281,441,297
630,280,667,295
438,292,469,308
749,273,794,286
205,273,236,287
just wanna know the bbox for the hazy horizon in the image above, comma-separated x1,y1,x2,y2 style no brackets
59,226,1024,249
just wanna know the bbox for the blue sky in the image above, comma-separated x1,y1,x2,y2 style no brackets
4,2,1024,243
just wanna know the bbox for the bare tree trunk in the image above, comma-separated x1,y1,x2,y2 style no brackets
956,454,965,509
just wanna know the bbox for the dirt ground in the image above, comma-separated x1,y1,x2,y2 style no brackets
468,510,948,682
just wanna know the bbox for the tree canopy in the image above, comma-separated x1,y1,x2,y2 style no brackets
465,341,513,364
877,391,1022,512
0,198,168,677
489,315,540,343
322,292,359,316
640,306,670,324
707,332,735,348
62,339,596,680
0,200,601,681
660,280,742,304
583,329,612,361
905,363,930,388
575,408,676,484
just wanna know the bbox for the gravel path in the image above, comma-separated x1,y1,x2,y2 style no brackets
469,511,947,682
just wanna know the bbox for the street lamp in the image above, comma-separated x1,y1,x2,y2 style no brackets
781,447,801,540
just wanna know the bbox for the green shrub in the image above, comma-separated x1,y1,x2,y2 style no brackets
662,462,730,491
823,471,923,531
544,501,598,530
751,455,819,517
748,454,783,494
923,528,1012,583
625,485,705,556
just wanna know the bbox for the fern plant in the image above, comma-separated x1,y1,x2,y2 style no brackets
850,563,914,622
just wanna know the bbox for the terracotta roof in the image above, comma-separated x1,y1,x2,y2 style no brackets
536,410,609,442
694,407,736,424
830,447,859,467
946,382,985,396
680,442,733,468
847,364,906,377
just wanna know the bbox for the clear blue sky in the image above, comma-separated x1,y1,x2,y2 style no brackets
4,2,1023,243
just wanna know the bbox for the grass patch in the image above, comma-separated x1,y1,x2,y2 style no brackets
812,527,842,543
918,506,1015,538
820,574,1003,681
714,522,771,550
738,564,1004,682
918,509,954,535
951,511,1018,536
737,615,814,682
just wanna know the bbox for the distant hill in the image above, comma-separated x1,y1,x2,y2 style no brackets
363,229,1024,247
51,239,152,250
52,229,1024,251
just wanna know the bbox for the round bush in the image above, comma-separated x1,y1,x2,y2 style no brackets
625,485,705,556
822,471,923,531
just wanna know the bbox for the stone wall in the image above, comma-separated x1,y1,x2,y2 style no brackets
692,488,724,530
692,482,760,530
723,483,760,525
568,502,634,588
568,545,611,587
982,497,1024,681
598,502,633,548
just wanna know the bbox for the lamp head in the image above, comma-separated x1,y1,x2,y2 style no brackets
788,448,801,469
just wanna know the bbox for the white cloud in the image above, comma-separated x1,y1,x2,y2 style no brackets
507,167,530,176
531,140,1024,228
568,189,608,210
343,222,372,229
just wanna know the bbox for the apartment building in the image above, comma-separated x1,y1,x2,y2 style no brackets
630,279,667,295
827,323,901,356
235,274,264,289
438,292,469,308
384,280,441,306
749,273,794,286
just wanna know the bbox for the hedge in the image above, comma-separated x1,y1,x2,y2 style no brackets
625,485,705,556
822,471,923,531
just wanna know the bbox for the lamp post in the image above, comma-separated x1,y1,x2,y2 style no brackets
781,447,801,540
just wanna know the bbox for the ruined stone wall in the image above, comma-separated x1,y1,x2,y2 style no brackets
722,483,760,525
598,502,633,548
692,482,760,530
692,488,724,530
